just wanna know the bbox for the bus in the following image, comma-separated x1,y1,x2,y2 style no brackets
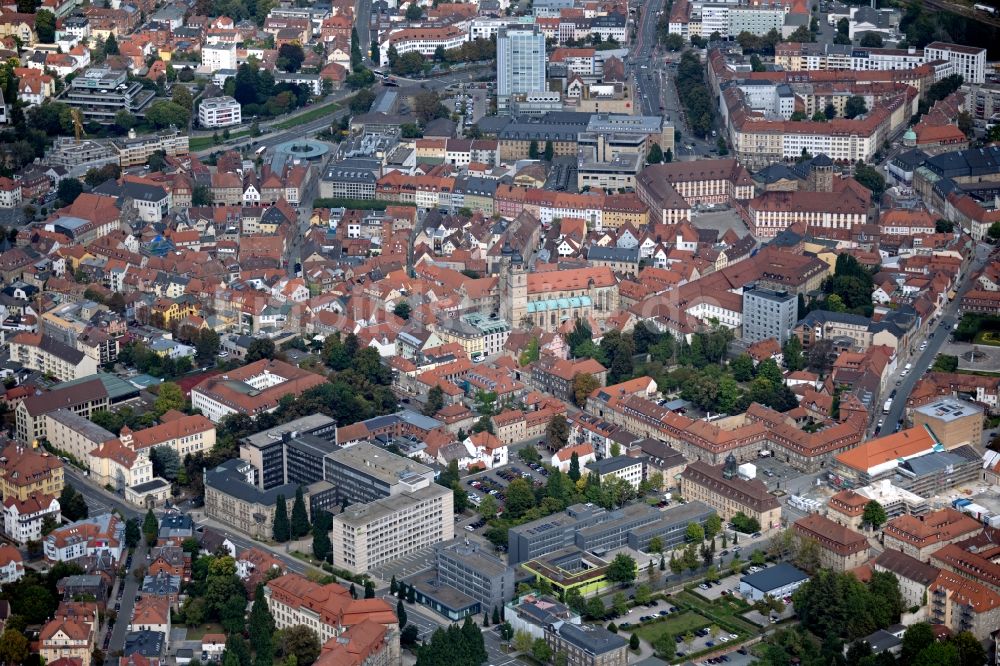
255,145,267,158
883,398,892,414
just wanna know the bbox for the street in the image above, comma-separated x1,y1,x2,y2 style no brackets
882,242,993,431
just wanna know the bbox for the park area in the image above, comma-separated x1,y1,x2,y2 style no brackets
633,610,712,642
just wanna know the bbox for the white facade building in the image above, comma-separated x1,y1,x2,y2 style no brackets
924,42,986,85
198,96,242,128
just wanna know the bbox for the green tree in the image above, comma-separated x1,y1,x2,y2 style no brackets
143,508,158,545
36,9,56,43
989,221,1000,242
145,100,191,130
246,338,276,363
783,335,804,371
572,372,599,407
647,143,664,164
405,2,423,19
392,301,411,320
705,514,722,539
528,140,539,159
531,638,552,663
686,522,705,542
505,478,536,519
290,486,310,538
652,632,676,660
279,625,321,666
192,185,212,206
606,553,637,585
273,495,290,542
859,32,883,47
57,178,83,206
312,521,331,562
422,385,445,416
844,95,868,119
629,633,640,650
154,381,186,416
913,642,959,666
546,414,569,450
124,518,141,548
364,580,375,599
731,353,755,381
862,500,888,530
902,623,935,661
951,631,987,666
59,485,89,521
568,451,581,483
0,628,29,665
249,583,276,657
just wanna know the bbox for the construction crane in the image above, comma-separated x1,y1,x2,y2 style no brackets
71,108,85,141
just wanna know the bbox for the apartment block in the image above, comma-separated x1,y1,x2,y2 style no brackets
240,414,338,490
264,572,400,661
679,456,781,530
191,359,326,423
204,459,305,540
330,483,454,574
929,570,1000,640
792,513,869,571
43,408,115,463
116,412,217,457
0,441,64,501
2,493,60,545
584,455,645,491
433,539,516,616
882,508,982,560
323,442,435,505
44,513,124,563
9,332,99,382
198,96,242,128
742,284,797,345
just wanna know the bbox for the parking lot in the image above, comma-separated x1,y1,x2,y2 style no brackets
463,456,551,525
369,545,437,584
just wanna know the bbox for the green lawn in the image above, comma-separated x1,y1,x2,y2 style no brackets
184,623,224,640
633,611,711,642
272,102,342,130
974,330,1000,346
189,129,252,152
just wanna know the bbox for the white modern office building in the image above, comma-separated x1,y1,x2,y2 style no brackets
497,24,547,112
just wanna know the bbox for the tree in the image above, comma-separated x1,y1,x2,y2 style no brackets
568,452,581,483
585,596,606,620
277,43,306,72
405,2,423,19
279,625,321,666
246,338,276,363
150,446,180,481
531,638,552,663
392,301,411,320
0,628,29,665
541,140,554,161
349,88,377,114
36,9,56,43
824,102,837,120
686,522,705,542
652,632,676,660
705,514,722,539
364,580,375,599
396,599,407,629
629,633,640,651
57,178,83,206
853,161,885,197
145,101,191,130
844,95,868,119
951,631,987,666
731,512,760,533
154,382,185,416
901,623,935,662
504,478,536,519
730,353,755,382
989,221,1000,242
648,536,664,555
172,86,194,111
571,373,599,407
664,33,685,50
291,486,310,538
545,414,569,450
606,553,637,585
273,496,290,542
647,143,664,164
859,32,883,47
143,508,158,545
249,583,276,657
528,140,539,160
192,185,212,206
913,642,959,666
413,90,449,124
104,33,120,55
862,500,887,530
783,335,804,372
422,385,444,416
123,518,141,548
60,485,89,521
634,583,651,605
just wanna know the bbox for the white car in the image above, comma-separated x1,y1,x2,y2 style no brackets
729,634,738,640
718,636,729,643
